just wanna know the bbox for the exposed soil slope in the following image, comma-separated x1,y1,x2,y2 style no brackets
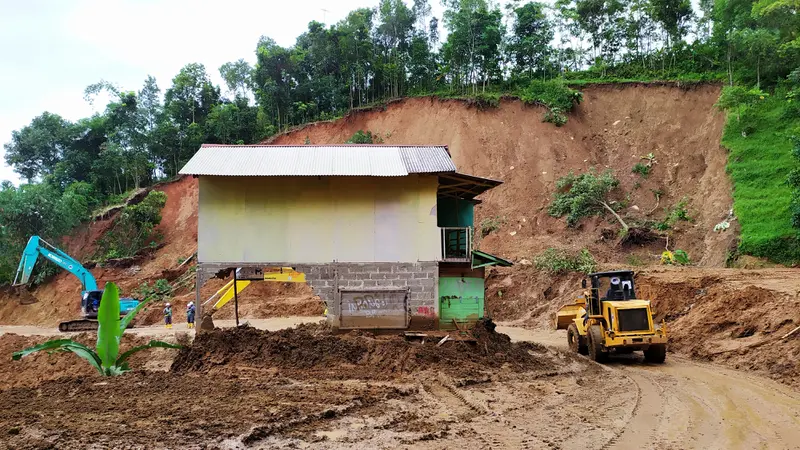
271,84,735,267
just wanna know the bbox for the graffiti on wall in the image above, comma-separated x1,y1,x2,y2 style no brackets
341,290,406,318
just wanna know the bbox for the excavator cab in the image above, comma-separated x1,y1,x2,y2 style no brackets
81,290,140,320
81,291,103,318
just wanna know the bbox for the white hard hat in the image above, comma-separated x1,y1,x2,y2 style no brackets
165,302,171,307
610,277,620,285
188,301,194,306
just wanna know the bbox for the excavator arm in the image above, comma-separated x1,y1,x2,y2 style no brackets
14,236,99,291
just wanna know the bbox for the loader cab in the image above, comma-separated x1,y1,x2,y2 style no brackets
582,270,637,316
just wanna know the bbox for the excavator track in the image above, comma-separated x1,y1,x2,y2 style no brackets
58,320,99,333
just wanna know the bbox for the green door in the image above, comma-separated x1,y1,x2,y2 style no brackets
439,277,484,330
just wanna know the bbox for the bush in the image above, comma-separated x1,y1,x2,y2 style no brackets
471,92,501,110
97,190,167,260
346,130,382,144
479,216,505,238
134,278,173,302
534,248,596,274
632,163,651,177
661,249,690,265
543,108,568,126
519,80,582,125
656,197,691,230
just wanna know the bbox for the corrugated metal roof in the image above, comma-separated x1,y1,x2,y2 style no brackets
179,145,456,177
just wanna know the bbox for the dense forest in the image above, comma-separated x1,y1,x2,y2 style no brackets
1,0,799,281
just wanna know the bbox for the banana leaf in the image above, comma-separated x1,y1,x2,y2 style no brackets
115,340,181,367
120,294,154,332
12,339,104,375
96,282,121,370
12,339,76,360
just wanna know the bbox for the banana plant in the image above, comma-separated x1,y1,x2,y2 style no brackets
12,282,180,376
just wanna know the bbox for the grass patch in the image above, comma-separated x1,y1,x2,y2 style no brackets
723,94,800,264
632,163,651,178
534,248,597,274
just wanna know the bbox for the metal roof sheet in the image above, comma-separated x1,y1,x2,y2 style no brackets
179,145,456,177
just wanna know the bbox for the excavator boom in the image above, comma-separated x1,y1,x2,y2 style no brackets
14,236,98,291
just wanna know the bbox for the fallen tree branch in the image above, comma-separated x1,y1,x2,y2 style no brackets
782,325,800,340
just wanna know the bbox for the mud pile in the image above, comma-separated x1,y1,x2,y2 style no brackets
638,268,800,388
0,332,181,390
172,321,560,379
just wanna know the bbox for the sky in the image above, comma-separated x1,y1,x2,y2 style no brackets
0,0,408,185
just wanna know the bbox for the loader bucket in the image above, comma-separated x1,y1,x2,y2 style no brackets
555,304,583,330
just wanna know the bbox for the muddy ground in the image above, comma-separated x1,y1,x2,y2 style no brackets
0,322,626,449
1,321,799,449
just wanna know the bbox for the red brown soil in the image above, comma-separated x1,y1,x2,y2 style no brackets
172,320,563,380
270,84,735,267
638,268,800,389
0,324,602,449
0,332,182,390
0,371,407,449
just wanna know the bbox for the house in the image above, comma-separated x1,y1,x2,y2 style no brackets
179,144,511,330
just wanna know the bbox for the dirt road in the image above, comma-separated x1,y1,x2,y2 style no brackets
500,327,800,450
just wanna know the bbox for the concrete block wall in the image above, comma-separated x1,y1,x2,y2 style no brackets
298,262,439,329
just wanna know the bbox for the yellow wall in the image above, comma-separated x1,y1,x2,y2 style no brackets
198,175,440,263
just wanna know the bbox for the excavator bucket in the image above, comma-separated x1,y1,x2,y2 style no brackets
555,303,584,330
13,286,38,305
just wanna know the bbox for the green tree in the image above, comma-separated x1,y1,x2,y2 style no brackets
574,0,626,64
4,113,74,182
649,0,694,50
253,37,294,129
376,0,415,98
442,0,505,93
734,28,779,87
548,169,629,232
165,63,220,126
508,2,554,79
219,59,253,101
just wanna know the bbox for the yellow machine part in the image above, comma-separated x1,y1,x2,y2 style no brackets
263,267,306,283
213,279,252,310
212,268,306,311
555,295,587,330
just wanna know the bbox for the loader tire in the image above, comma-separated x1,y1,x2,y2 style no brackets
644,344,667,364
567,324,588,355
588,325,609,363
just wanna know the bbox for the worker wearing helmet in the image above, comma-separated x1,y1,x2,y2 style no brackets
186,301,196,329
164,302,173,329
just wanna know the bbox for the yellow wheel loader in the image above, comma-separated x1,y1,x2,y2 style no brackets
555,270,667,363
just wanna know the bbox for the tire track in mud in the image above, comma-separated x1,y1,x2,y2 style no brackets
598,366,644,450
604,370,661,450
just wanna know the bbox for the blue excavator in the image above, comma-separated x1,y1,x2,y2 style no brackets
14,236,141,332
